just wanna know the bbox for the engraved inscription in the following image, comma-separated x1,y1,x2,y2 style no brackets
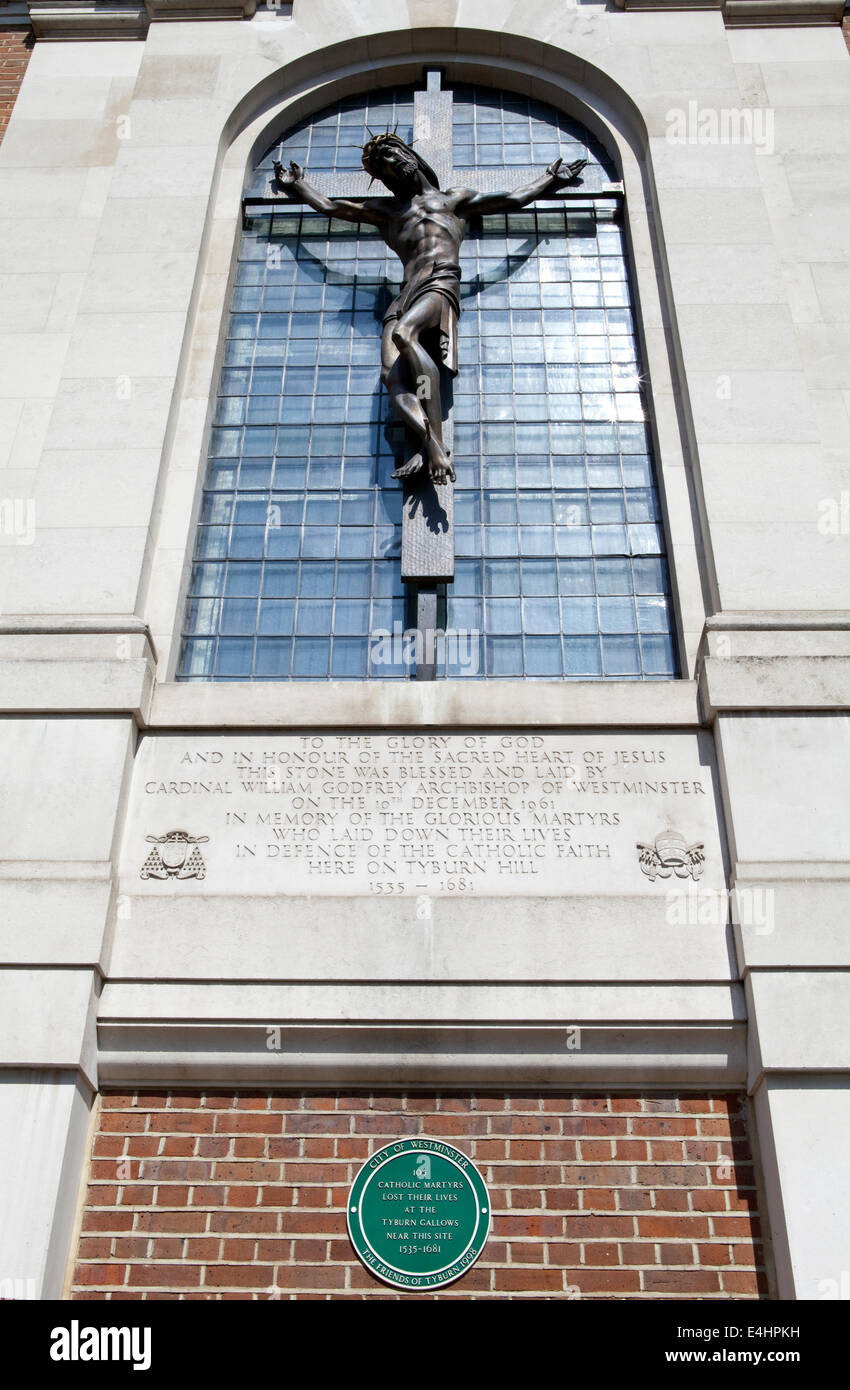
123,734,723,899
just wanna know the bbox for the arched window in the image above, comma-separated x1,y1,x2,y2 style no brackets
178,83,676,682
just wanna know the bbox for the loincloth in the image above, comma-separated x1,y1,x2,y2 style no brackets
383,260,461,375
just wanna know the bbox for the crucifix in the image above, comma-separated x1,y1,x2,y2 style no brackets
268,71,591,678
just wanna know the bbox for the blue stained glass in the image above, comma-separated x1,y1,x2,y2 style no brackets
292,638,330,676
486,637,523,677
525,636,563,676
524,598,560,633
564,635,602,676
332,638,368,678
602,635,641,675
179,84,675,682
487,599,522,633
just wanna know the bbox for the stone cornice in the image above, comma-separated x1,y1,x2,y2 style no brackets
4,0,843,38
21,0,268,41
613,0,844,21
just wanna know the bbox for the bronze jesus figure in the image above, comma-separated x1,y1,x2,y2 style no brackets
274,133,586,486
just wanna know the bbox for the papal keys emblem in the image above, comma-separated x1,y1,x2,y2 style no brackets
140,830,209,881
637,829,705,883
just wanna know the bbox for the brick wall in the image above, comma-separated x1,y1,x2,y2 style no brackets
71,1091,770,1300
0,28,33,146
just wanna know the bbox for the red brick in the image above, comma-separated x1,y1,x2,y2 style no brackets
192,1186,225,1207
93,1135,126,1157
642,1270,721,1294
722,1269,766,1295
101,1113,148,1133
124,1267,202,1284
637,1216,710,1238
562,1164,631,1186
259,1186,296,1207
112,1238,149,1259
234,1094,270,1111
233,1137,267,1158
579,1140,613,1160
563,1216,635,1239
160,1137,197,1157
212,1162,282,1183
575,1096,610,1113
185,1239,221,1260
546,1242,582,1266
403,1095,440,1114
711,1214,760,1238
621,1242,655,1265
71,1088,763,1301
75,1263,127,1287
266,1139,302,1159
508,1242,546,1264
509,1188,544,1210
472,1140,507,1161
285,1113,350,1135
283,1162,349,1183
300,1095,337,1111
209,1212,279,1234
149,1238,185,1259
197,1137,232,1158
658,1242,695,1266
581,1189,618,1211
573,1270,641,1293
337,1138,370,1159
651,1188,691,1211
691,1189,727,1212
697,1242,731,1266
272,1266,347,1290
76,1237,113,1259
82,1210,134,1233
225,1186,260,1207
582,1242,620,1266
543,1188,581,1211
134,1212,207,1234
508,1140,544,1161
203,1265,273,1289
493,1269,565,1292
618,1190,653,1211
632,1117,697,1136
614,1140,647,1160
149,1112,215,1134
215,1113,283,1135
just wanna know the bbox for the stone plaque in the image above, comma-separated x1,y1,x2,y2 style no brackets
347,1139,489,1291
120,732,725,899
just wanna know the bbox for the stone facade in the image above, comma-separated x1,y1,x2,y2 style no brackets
0,0,848,1302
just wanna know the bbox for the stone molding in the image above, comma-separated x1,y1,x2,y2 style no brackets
697,613,850,719
11,0,844,38
21,0,295,39
97,1019,748,1088
612,0,844,23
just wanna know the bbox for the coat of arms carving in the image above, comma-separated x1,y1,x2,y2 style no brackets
140,830,209,881
637,829,705,882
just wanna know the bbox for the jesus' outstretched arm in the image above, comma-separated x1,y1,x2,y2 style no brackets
453,156,587,217
273,160,389,228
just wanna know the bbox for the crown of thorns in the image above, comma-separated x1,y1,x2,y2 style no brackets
361,129,440,189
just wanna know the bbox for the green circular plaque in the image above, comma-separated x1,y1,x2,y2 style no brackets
347,1139,490,1291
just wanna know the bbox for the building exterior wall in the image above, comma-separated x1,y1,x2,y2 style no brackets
0,0,848,1303
0,26,31,145
71,1091,768,1300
